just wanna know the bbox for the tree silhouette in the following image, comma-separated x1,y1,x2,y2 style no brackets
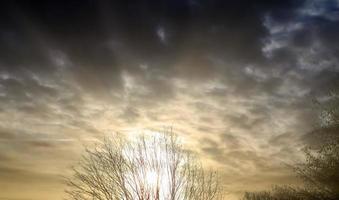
65,132,223,200
243,88,339,200
242,137,339,200
292,131,339,199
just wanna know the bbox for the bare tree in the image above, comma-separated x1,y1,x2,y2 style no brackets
65,132,223,200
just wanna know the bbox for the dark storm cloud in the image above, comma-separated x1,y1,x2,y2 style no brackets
0,0,300,72
258,0,339,149
0,0,315,111
262,0,339,72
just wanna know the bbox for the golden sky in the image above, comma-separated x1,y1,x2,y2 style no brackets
1,0,339,199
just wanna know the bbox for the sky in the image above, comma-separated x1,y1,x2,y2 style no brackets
0,0,339,199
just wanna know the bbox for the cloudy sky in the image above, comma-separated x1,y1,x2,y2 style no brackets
1,0,339,199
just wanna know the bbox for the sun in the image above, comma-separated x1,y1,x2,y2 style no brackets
145,170,159,187
122,130,176,199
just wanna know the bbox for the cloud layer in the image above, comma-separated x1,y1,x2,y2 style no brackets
0,0,339,199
